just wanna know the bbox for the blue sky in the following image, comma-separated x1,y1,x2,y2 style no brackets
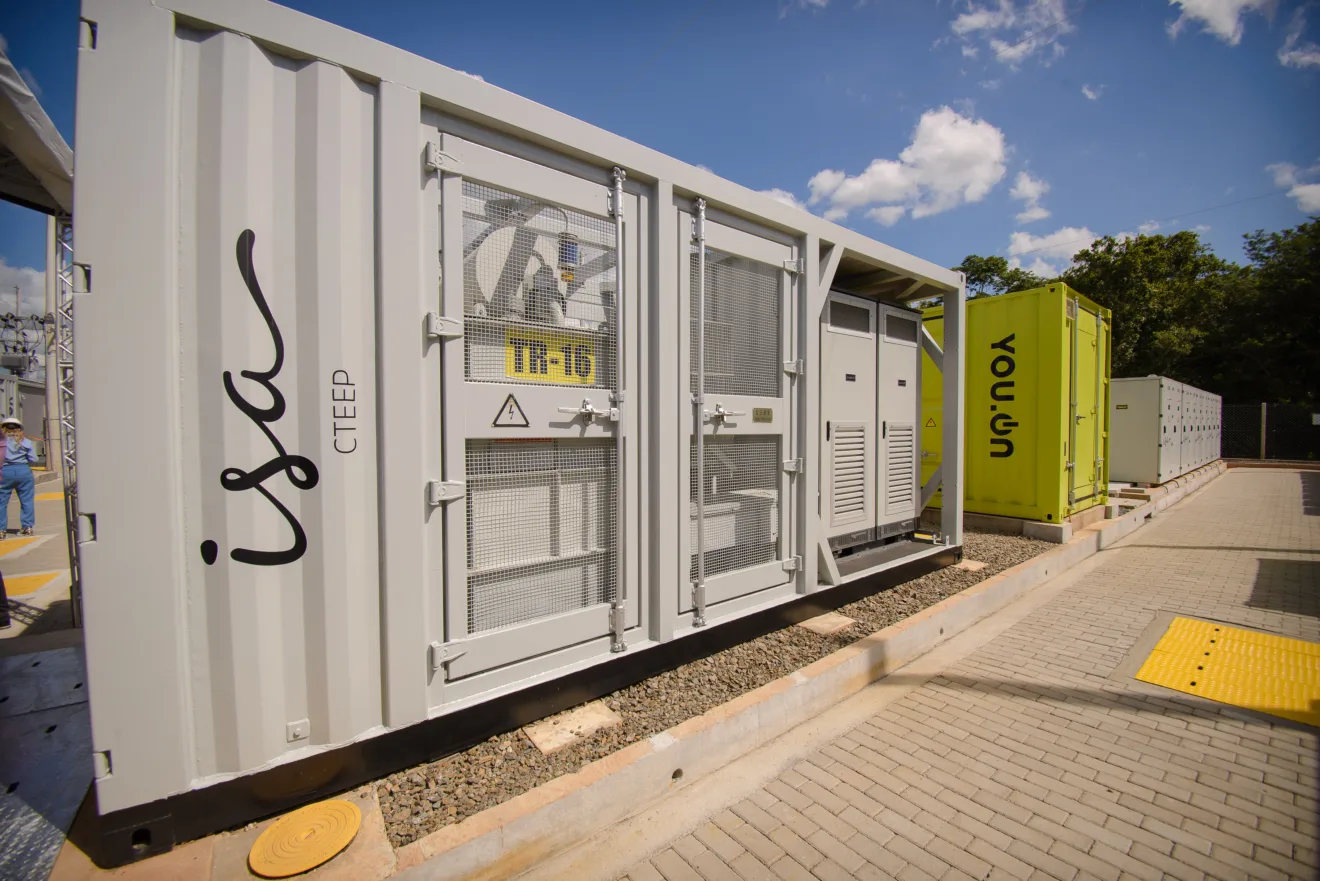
1,0,1317,306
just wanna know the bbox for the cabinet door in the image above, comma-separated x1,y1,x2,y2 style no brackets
822,293,876,540
428,132,640,680
682,215,798,616
878,307,920,524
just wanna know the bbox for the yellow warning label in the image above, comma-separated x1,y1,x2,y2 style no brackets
505,326,597,385
1135,617,1320,726
924,417,936,428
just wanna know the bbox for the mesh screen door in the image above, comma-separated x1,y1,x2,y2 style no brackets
683,215,797,618
430,134,639,682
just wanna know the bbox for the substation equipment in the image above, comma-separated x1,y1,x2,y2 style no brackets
68,0,967,863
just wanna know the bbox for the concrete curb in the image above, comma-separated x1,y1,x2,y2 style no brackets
393,461,1229,881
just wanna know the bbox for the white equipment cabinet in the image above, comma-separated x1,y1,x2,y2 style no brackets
820,293,920,551
1110,376,1221,484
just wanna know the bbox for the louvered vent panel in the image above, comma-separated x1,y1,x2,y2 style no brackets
831,425,867,524
885,423,915,512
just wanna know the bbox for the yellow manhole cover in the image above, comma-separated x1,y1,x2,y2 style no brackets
248,799,361,878
1136,617,1320,726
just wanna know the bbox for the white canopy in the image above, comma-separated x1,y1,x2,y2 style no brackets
0,46,72,215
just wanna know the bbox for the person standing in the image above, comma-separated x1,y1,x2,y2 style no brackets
1,416,38,538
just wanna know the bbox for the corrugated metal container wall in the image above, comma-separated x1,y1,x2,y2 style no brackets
71,0,966,823
175,29,384,780
921,284,1110,523
77,20,386,811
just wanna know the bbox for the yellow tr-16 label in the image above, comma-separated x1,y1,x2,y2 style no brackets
504,327,597,385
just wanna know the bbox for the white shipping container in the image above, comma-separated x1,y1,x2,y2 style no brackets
1110,376,1220,484
70,0,968,862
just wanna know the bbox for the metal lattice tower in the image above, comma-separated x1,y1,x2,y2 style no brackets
54,215,81,626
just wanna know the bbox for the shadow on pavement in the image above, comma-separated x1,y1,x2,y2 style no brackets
1304,471,1320,517
1117,545,1320,555
887,669,1320,742
1249,559,1320,619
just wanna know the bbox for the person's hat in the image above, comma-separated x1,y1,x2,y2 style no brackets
1,417,22,429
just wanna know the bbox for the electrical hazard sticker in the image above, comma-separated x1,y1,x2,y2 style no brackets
925,417,936,428
493,394,530,427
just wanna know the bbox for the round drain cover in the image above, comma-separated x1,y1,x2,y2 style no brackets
248,799,361,878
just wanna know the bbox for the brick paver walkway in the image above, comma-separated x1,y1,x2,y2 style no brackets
620,469,1320,881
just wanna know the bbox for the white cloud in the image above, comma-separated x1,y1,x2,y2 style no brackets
807,106,1007,225
1268,160,1320,211
962,44,980,58
1009,171,1051,224
949,0,1076,67
1279,7,1320,67
1193,224,1212,232
780,0,829,16
1137,220,1162,234
1268,161,1300,187
1081,83,1104,100
1292,183,1320,211
0,259,48,316
1166,0,1272,46
867,205,907,225
760,188,808,211
1021,257,1059,277
980,78,1002,89
1007,225,1097,275
952,0,1018,34
456,69,485,82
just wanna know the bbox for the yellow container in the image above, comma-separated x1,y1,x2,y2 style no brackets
922,283,1110,523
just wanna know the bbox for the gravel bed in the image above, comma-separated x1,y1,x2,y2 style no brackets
377,531,1053,847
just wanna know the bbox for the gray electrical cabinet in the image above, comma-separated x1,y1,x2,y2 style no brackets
1111,376,1220,484
821,292,920,551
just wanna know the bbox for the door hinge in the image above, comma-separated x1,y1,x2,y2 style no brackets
783,359,804,376
427,479,465,505
783,458,803,473
428,641,467,673
424,140,462,173
783,258,804,274
781,555,802,572
426,312,464,339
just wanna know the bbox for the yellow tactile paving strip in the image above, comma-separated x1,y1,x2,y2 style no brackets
1,571,59,596
0,536,39,558
35,491,64,501
1136,616,1320,726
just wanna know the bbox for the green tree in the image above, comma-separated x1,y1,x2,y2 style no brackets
1229,218,1320,406
1061,231,1235,381
954,254,1048,299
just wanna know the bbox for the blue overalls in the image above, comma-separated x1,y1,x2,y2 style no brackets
0,435,37,534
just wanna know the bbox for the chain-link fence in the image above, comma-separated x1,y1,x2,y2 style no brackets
1223,403,1320,460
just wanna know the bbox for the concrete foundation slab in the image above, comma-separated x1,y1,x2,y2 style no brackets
794,613,855,636
522,702,623,756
